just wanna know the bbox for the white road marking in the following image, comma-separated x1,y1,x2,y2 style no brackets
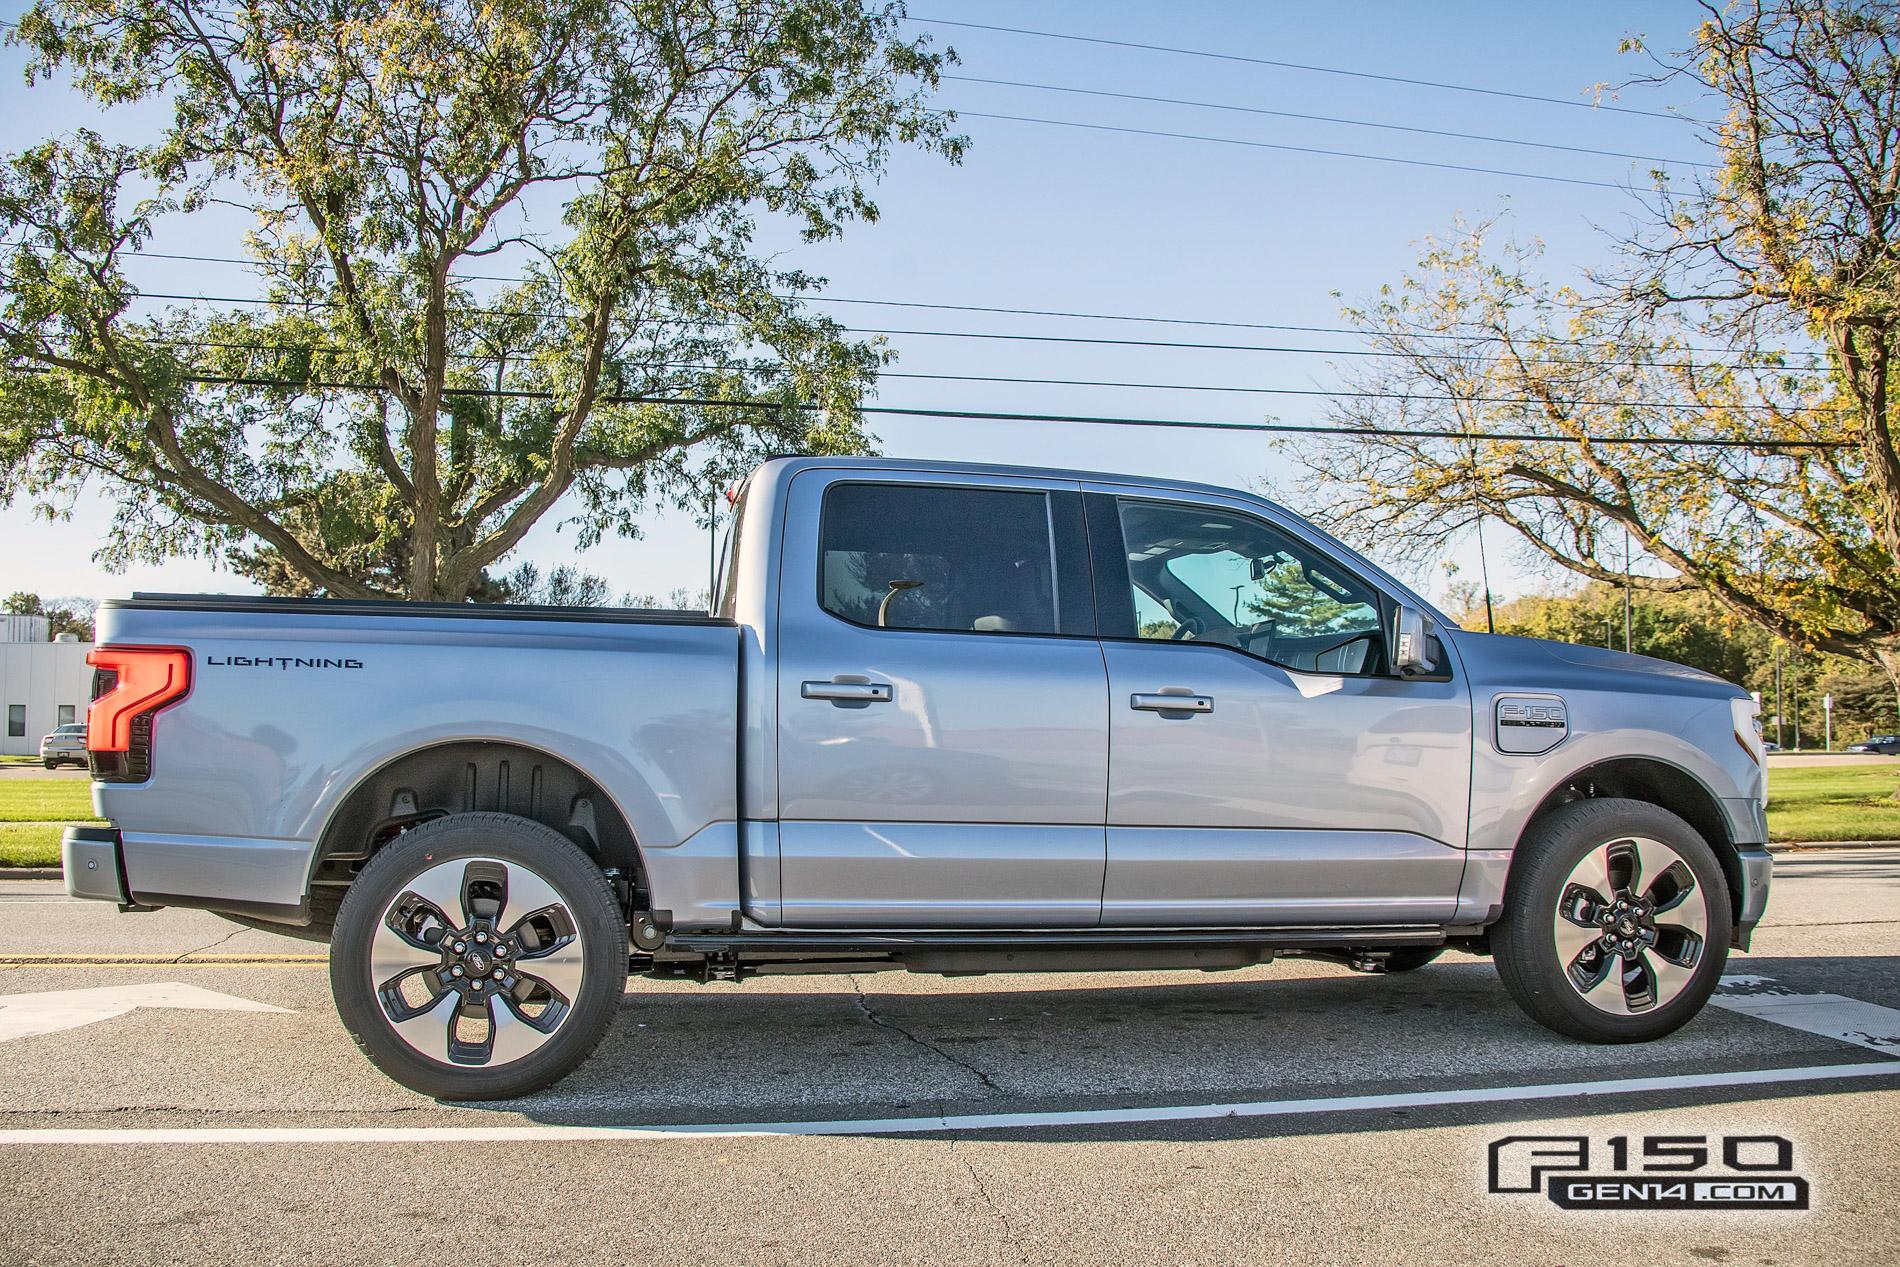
2,1060,1898,1144
0,982,290,1043
1713,973,1900,1053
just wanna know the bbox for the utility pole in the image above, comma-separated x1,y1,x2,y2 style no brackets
1774,642,1785,750
1622,524,1633,654
1824,693,1834,753
1228,584,1245,623
1791,665,1801,751
1476,518,1495,633
707,487,718,606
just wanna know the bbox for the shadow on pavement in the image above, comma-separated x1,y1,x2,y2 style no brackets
471,952,1900,1142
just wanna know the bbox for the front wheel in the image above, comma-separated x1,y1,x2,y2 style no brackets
1493,798,1730,1043
330,813,627,1100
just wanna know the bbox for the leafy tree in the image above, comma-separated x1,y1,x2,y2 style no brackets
1456,581,1900,744
3,590,95,638
0,0,960,600
1279,1,1900,698
486,562,613,608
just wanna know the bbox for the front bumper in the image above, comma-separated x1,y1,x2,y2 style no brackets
1734,845,1772,951
62,825,130,904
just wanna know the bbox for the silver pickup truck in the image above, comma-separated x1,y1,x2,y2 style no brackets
64,456,1771,1099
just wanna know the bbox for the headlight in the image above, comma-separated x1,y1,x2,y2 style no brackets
1732,695,1767,798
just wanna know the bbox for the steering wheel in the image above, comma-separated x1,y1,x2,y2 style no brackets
1169,615,1202,641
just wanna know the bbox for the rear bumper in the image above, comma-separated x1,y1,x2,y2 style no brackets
62,825,314,924
1733,845,1772,951
62,825,130,904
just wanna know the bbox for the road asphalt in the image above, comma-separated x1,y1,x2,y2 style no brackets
1,850,1897,1265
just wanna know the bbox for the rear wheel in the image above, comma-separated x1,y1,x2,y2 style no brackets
330,813,626,1100
1493,798,1730,1043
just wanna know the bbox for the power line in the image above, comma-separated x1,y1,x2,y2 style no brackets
953,111,1642,191
31,360,1830,416
109,325,1832,378
944,75,1714,168
141,373,1845,447
109,291,1825,383
912,16,1706,123
9,244,1826,362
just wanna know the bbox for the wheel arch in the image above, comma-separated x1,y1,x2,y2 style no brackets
1515,755,1745,927
308,739,646,907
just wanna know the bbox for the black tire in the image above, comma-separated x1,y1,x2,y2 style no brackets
1493,798,1731,1043
43,759,56,769
1380,946,1446,973
330,812,627,1100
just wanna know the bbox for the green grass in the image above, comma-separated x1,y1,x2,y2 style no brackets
1766,764,1900,842
0,779,103,866
0,778,95,823
0,823,78,867
0,765,1890,871
0,754,48,766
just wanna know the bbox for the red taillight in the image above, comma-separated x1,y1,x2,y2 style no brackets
86,646,191,753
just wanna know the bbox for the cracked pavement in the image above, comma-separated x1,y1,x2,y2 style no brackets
1,851,1899,1264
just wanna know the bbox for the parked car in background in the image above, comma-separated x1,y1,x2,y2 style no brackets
39,722,87,769
1847,736,1900,754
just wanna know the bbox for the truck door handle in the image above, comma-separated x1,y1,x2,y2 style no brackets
802,680,893,704
1131,691,1213,714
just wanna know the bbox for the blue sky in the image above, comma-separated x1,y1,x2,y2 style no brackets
0,1,1718,609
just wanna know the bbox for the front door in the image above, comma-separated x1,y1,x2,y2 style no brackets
773,469,1108,927
1086,489,1472,927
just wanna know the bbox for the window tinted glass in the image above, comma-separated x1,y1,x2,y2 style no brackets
821,483,1059,635
58,706,76,727
6,705,22,738
1114,499,1388,674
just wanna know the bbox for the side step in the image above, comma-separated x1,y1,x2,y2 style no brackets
650,926,1446,979
666,926,1444,954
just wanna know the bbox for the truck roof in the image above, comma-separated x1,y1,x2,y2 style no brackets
756,454,1281,508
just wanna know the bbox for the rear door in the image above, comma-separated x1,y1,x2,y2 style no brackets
772,468,1108,927
1085,487,1472,927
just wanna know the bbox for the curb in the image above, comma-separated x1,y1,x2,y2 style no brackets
1768,840,1900,852
0,868,62,880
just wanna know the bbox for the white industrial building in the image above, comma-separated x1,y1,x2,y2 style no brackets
1,615,95,756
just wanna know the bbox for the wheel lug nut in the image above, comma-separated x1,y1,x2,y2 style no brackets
451,965,464,977
495,944,509,958
453,941,466,954
475,932,489,944
471,980,483,991
492,968,505,979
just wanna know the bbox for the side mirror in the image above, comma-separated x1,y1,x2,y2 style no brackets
1393,604,1440,677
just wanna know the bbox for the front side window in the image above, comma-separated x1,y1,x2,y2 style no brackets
1113,499,1388,675
820,483,1060,635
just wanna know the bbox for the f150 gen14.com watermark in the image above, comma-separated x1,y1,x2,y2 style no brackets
1488,1134,1810,1211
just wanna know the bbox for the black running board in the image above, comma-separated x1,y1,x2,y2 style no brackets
664,925,1444,955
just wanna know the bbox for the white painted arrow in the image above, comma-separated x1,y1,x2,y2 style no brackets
0,982,291,1043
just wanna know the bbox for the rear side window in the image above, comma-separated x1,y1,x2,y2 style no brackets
819,483,1064,636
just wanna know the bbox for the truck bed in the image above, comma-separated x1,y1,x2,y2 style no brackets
90,594,742,921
